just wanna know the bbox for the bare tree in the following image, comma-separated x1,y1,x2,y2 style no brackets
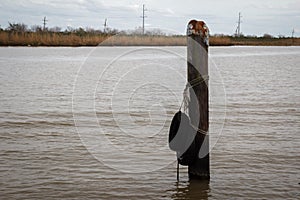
145,28,166,36
7,22,28,32
263,33,273,38
49,26,62,32
31,25,43,32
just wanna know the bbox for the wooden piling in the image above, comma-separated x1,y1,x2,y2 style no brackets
187,20,210,179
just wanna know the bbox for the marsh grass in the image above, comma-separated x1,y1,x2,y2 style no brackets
0,31,299,46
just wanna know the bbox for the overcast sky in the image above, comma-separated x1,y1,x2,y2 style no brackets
0,0,299,36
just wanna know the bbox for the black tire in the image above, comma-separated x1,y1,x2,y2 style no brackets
169,111,197,166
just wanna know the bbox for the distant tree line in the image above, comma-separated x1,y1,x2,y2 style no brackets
213,33,294,39
1,22,117,36
0,22,171,37
1,22,295,39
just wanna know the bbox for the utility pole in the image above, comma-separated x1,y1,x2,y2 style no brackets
43,16,48,31
236,12,242,37
141,4,147,34
292,28,295,44
103,18,107,33
292,28,295,38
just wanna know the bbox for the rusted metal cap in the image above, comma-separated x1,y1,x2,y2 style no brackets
187,20,209,45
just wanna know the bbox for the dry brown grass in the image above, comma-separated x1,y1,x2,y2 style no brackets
0,31,299,46
100,35,186,46
210,36,300,46
0,32,186,46
0,31,109,46
209,36,233,46
230,37,300,46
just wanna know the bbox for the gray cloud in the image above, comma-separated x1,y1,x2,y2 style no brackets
0,0,299,36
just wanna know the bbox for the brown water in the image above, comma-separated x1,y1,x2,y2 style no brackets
0,46,299,199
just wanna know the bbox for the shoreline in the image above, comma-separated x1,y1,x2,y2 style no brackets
1,32,299,47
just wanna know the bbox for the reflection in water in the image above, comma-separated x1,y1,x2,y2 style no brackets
171,179,210,200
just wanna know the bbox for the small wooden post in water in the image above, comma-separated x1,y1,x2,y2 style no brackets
187,20,210,179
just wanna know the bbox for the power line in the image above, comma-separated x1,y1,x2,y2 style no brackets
43,16,48,31
140,4,147,34
103,18,107,33
292,28,295,44
235,12,242,37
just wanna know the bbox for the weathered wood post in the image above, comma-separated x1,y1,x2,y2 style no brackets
187,20,210,179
